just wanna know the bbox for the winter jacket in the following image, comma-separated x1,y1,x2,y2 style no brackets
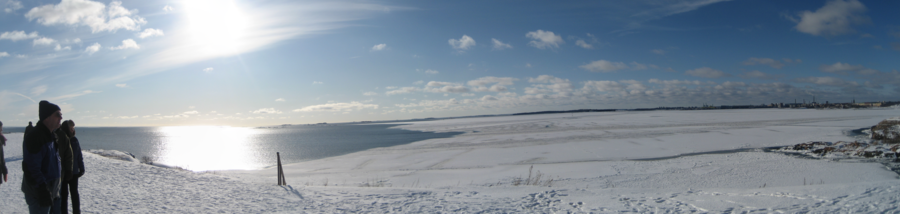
0,134,6,184
70,136,85,175
21,123,62,203
24,123,33,136
56,128,74,173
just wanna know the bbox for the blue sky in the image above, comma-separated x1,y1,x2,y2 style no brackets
0,0,898,126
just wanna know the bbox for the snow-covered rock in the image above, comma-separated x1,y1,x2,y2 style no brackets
871,118,900,143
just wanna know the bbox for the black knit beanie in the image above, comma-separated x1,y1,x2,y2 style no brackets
39,100,60,121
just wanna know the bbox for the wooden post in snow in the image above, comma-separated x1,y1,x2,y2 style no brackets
281,159,287,185
277,152,284,185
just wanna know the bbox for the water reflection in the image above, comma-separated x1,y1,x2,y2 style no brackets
71,125,462,172
156,126,264,171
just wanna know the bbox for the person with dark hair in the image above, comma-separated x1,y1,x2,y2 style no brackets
26,121,34,136
22,100,64,214
55,120,74,190
0,120,8,186
59,120,84,214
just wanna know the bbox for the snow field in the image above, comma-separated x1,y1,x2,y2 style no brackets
1,108,899,212
225,108,900,212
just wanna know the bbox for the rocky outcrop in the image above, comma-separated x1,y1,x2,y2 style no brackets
871,117,900,144
781,117,900,160
782,141,899,159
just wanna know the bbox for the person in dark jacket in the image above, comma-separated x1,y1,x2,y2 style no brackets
22,100,64,214
26,121,34,135
56,122,74,183
1,120,8,186
59,120,84,214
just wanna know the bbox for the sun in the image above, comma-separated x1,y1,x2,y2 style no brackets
182,0,249,56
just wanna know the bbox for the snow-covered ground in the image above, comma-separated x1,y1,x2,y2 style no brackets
2,108,900,213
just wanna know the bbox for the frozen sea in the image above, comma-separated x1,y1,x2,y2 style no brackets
3,124,462,171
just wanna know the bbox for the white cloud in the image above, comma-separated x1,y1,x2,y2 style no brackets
84,42,101,54
631,0,733,21
33,37,56,46
0,52,9,57
491,38,512,50
582,80,624,93
371,43,387,51
363,92,378,96
188,106,195,109
312,81,323,84
818,62,878,75
788,0,869,36
49,90,100,101
0,31,39,41
468,76,518,92
65,38,82,44
425,81,469,93
54,44,71,51
524,75,573,98
685,67,728,78
394,98,463,111
782,58,802,63
526,30,563,49
468,76,517,87
424,69,439,74
742,57,786,69
74,1,410,88
183,110,199,114
138,28,164,39
739,70,780,80
386,87,419,95
481,95,498,101
575,40,592,49
115,83,127,88
31,85,47,96
251,108,282,114
648,79,704,85
580,60,628,72
448,35,476,51
5,0,23,13
651,49,666,55
275,98,285,102
25,0,147,33
163,5,173,12
630,62,649,70
713,81,748,90
293,101,378,112
203,67,214,73
109,39,139,50
795,76,857,87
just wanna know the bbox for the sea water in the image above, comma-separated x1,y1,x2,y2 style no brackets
5,124,461,171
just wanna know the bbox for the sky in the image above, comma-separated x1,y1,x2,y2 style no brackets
0,0,898,127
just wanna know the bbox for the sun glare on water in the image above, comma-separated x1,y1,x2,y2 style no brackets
182,0,249,56
156,126,264,171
